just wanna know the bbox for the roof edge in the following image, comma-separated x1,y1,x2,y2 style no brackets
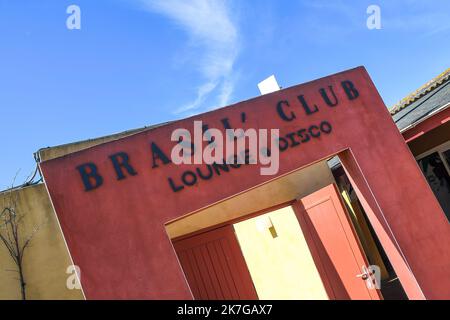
390,68,450,115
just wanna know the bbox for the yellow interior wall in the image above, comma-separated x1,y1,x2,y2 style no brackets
0,184,84,300
233,206,329,300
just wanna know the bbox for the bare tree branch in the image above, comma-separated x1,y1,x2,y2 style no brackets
0,173,47,300
5,269,19,273
21,217,49,255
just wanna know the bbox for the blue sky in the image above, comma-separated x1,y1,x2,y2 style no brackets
1,0,449,188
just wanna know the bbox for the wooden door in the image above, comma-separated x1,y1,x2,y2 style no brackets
293,184,382,300
172,225,258,300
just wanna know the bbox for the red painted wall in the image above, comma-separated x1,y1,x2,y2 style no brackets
40,67,450,299
402,106,450,143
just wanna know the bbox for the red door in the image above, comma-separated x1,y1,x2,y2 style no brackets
293,184,382,300
172,225,258,300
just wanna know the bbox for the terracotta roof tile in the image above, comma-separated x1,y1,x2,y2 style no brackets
390,68,450,115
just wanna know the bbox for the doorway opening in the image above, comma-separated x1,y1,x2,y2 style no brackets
330,159,408,300
167,159,410,300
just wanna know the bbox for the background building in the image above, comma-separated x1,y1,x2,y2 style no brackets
393,69,450,220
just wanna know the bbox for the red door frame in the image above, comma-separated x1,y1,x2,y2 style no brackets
338,149,427,299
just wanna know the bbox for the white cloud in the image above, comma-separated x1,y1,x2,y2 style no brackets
139,0,240,115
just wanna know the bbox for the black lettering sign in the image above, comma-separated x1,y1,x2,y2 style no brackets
319,86,339,107
77,163,103,191
297,94,319,115
341,80,359,100
151,142,171,168
276,100,296,122
76,79,350,193
109,152,137,180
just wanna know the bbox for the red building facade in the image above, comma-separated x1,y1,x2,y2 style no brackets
40,67,450,300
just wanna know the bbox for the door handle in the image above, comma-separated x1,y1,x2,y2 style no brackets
356,272,369,280
356,265,381,290
356,265,371,281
